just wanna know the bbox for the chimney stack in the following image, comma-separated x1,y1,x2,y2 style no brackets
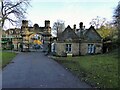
73,24,76,32
79,22,84,38
79,22,83,30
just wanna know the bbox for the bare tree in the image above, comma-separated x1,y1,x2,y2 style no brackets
89,16,107,29
0,0,31,29
52,20,65,37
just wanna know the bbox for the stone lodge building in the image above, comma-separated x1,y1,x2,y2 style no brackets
51,22,103,56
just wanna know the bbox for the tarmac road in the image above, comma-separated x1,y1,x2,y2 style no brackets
2,52,91,88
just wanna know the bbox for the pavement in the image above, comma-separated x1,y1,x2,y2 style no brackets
2,51,91,88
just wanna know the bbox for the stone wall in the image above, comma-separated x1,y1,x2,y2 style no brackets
56,43,65,56
56,42,79,56
80,43,88,55
56,42,103,56
71,43,79,55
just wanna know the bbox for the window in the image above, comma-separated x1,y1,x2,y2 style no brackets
9,30,13,34
51,43,56,52
88,44,95,54
88,44,91,54
66,44,72,53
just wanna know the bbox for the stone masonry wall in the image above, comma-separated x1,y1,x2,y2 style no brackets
71,43,79,56
56,43,79,56
56,42,102,56
56,43,65,56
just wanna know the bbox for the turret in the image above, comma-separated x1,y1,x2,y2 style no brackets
45,20,50,27
21,20,29,33
44,20,51,34
22,20,28,28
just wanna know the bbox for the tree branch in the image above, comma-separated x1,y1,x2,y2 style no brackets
5,1,22,12
1,0,31,28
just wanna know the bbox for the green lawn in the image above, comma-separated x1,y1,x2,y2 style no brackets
1,52,17,68
53,50,118,88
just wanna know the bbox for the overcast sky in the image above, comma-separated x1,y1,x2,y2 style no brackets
25,0,119,29
5,0,119,30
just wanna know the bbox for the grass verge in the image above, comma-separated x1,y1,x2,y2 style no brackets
53,50,118,88
1,52,17,68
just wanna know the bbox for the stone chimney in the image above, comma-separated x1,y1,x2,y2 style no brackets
79,22,83,30
79,22,84,38
73,24,76,32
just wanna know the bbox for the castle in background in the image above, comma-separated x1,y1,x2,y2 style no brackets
2,20,52,51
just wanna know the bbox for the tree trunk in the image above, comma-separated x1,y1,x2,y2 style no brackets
1,20,4,28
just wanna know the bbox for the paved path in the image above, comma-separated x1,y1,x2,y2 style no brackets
2,52,91,88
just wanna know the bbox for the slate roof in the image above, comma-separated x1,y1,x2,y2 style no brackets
58,25,79,41
84,25,102,41
58,25,102,42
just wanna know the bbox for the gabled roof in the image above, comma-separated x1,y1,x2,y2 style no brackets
58,25,79,41
84,25,102,41
85,25,102,38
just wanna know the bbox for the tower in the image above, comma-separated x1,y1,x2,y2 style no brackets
22,20,28,28
21,20,30,51
42,20,52,52
44,20,51,33
45,20,50,28
21,20,29,33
